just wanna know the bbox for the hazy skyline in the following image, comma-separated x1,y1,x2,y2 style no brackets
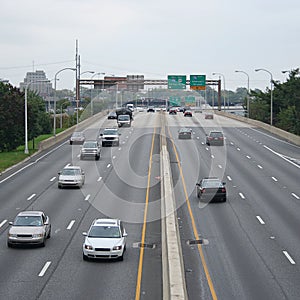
1,0,299,91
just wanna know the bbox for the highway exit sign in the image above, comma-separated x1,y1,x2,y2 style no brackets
168,75,186,90
190,75,206,90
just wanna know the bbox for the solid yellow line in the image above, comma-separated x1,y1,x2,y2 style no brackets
135,127,156,300
168,127,218,300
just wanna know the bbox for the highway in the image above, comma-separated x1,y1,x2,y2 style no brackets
0,110,299,299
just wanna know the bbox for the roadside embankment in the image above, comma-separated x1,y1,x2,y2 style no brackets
215,111,300,146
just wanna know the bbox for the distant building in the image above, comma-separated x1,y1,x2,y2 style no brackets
19,70,53,98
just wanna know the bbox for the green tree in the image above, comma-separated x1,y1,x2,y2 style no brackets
0,83,24,151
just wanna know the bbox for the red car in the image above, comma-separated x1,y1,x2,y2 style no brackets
184,110,192,117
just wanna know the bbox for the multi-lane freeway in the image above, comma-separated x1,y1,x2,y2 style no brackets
0,109,299,300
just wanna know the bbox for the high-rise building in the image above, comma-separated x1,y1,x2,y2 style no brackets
19,70,53,98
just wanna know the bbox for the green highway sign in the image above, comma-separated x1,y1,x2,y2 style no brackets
190,75,206,90
168,75,186,90
185,96,195,104
169,96,181,106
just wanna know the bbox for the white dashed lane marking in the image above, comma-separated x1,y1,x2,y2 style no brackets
27,194,36,201
38,261,51,277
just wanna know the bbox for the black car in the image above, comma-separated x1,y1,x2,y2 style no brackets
178,128,192,139
196,177,227,202
206,131,224,146
107,111,117,119
147,107,155,112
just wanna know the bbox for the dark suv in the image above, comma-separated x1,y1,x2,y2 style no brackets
206,131,224,146
196,177,227,202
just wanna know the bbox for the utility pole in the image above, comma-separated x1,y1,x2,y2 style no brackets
75,40,80,124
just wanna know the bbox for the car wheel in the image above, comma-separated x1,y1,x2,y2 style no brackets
83,253,89,261
119,253,124,261
102,142,105,147
58,184,62,189
96,155,100,161
47,227,51,239
41,238,46,247
80,155,84,160
70,141,73,145
7,242,13,248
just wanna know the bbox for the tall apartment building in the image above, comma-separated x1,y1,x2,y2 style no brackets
19,70,53,98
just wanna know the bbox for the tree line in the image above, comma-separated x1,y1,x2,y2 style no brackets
0,82,51,152
249,69,300,135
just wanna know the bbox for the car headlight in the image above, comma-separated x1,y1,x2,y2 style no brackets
113,245,122,251
32,233,44,238
8,233,17,238
84,244,93,250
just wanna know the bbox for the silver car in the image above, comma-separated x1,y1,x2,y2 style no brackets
58,165,85,188
82,219,127,261
69,131,85,145
7,211,51,247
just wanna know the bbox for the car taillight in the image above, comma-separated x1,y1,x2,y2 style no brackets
201,188,205,193
221,188,226,192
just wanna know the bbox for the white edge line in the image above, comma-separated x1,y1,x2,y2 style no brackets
227,176,232,181
67,220,75,230
0,220,8,228
0,140,69,184
27,193,36,201
50,177,56,182
256,216,265,225
85,194,91,201
292,193,299,199
283,251,296,265
38,261,52,277
97,177,102,182
239,192,245,199
263,145,300,169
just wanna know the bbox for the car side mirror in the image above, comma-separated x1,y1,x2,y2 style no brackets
100,133,103,136
44,221,49,225
222,182,226,185
123,232,128,237
196,183,200,186
82,171,85,175
58,172,61,175
9,221,13,225
82,232,87,236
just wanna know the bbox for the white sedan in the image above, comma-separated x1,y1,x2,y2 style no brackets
83,219,127,261
58,165,85,188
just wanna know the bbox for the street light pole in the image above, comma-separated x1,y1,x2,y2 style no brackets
90,72,105,116
255,68,274,126
212,72,226,111
235,70,250,118
54,68,76,137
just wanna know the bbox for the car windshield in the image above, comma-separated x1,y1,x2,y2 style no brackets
210,132,223,138
103,129,117,135
14,216,43,226
61,168,81,176
203,180,222,188
83,142,97,148
72,132,83,137
118,115,129,121
88,226,121,238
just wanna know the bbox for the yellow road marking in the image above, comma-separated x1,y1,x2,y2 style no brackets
168,126,218,300
135,127,156,300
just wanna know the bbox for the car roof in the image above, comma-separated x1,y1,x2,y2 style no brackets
92,218,120,226
103,127,118,131
179,127,192,132
17,211,44,217
63,165,81,170
83,140,98,143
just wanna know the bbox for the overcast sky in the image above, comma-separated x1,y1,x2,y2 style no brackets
0,0,299,91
